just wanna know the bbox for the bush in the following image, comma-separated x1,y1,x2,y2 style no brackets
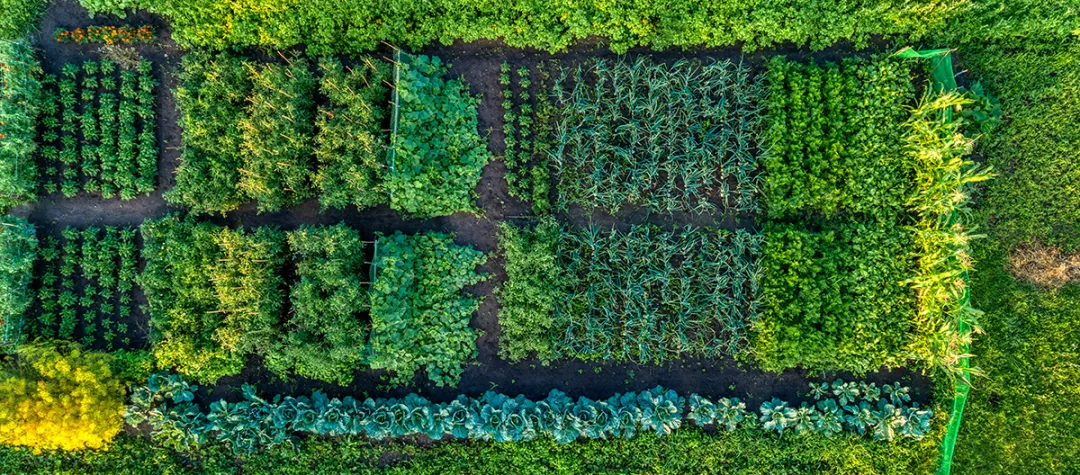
0,342,124,451
0,40,41,211
264,224,372,385
0,215,35,344
368,231,488,386
238,57,317,213
140,214,286,383
388,54,490,217
314,57,391,211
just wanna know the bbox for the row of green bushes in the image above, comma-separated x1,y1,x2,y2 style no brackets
170,52,488,217
139,215,488,386
75,0,1077,54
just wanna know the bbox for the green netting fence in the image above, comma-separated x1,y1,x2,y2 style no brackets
895,47,972,475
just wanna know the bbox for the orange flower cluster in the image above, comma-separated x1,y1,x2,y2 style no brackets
55,25,154,45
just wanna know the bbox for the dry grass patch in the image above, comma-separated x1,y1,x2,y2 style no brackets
1008,245,1080,289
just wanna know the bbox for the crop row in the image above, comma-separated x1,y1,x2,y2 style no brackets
169,52,489,217
36,58,157,199
128,374,931,454
140,215,488,386
29,226,138,350
500,60,555,213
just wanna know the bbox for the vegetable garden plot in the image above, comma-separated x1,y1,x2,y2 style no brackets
168,52,488,218
498,219,762,365
550,57,763,215
140,215,489,387
36,58,158,200
27,226,140,351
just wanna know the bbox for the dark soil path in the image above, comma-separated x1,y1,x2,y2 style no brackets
12,0,935,408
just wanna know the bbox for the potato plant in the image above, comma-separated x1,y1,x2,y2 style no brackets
501,61,553,214
27,226,138,351
32,57,158,200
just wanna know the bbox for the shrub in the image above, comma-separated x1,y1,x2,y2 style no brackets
0,342,124,451
264,224,372,385
368,231,488,386
314,57,391,211
0,215,35,344
140,214,286,383
388,54,490,217
0,40,41,211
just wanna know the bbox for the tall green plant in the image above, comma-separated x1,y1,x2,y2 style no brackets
0,40,40,211
140,215,286,383
0,215,36,344
314,57,391,211
238,57,317,213
166,53,251,214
